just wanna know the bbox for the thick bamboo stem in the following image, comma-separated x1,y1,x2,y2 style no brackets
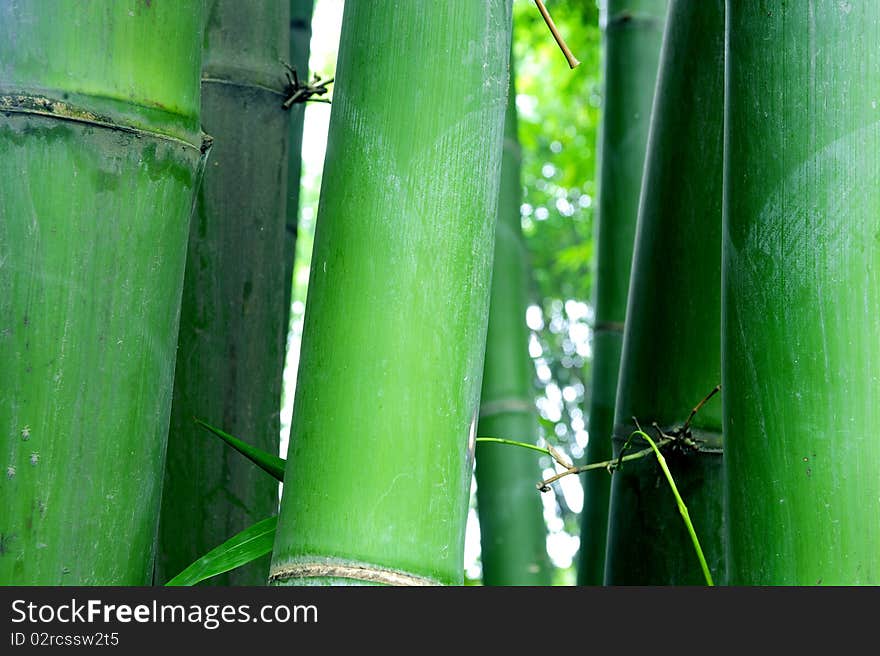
475,65,552,586
157,0,291,585
270,0,513,586
603,0,725,586
724,1,880,585
0,0,204,585
577,0,667,586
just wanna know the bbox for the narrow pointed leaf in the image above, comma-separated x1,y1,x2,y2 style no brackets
194,418,285,482
165,516,278,586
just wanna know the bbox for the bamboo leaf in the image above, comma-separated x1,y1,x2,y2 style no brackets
194,418,285,481
165,516,277,586
536,415,556,433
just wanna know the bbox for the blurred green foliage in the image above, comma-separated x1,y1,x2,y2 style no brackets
513,0,601,574
515,0,600,304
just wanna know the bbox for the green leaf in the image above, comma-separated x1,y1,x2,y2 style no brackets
165,516,277,586
194,417,285,481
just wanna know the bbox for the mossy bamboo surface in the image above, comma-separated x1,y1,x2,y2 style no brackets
577,0,667,586
0,0,203,584
157,0,289,585
270,0,513,586
724,1,880,585
603,0,725,585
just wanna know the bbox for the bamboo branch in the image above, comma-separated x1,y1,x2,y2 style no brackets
534,0,581,69
475,437,552,458
632,429,714,586
536,438,673,491
682,384,721,433
475,435,672,491
478,386,721,492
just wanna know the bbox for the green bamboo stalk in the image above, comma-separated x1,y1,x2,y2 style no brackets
577,0,667,586
603,0,725,586
157,0,290,586
724,1,880,585
475,64,552,587
0,0,204,584
270,0,513,586
282,0,314,346
622,430,714,586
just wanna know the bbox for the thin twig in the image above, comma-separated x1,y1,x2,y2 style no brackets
280,62,333,109
546,442,573,469
682,384,721,434
475,437,552,458
476,433,675,491
535,438,673,491
534,0,581,69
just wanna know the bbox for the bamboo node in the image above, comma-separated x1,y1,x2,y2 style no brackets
269,560,442,586
0,92,203,151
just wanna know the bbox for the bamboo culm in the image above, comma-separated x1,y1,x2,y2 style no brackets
270,0,513,586
603,0,726,586
157,0,291,585
577,0,668,586
0,0,204,584
723,0,880,585
475,60,552,587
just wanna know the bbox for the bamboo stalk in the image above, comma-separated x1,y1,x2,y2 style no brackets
0,0,204,584
577,0,667,586
603,0,726,587
157,0,291,586
269,0,513,586
724,1,880,585
475,63,552,586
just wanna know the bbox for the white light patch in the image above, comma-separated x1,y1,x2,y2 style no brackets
526,305,544,331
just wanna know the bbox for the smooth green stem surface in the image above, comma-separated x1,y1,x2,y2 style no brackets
474,64,551,586
270,0,513,587
578,0,668,586
603,0,725,586
0,0,203,584
724,1,880,585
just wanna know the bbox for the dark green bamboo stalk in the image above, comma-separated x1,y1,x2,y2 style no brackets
0,1,204,584
475,64,552,587
282,0,314,345
724,1,880,585
157,0,290,585
269,0,513,586
577,0,667,586
603,0,725,586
